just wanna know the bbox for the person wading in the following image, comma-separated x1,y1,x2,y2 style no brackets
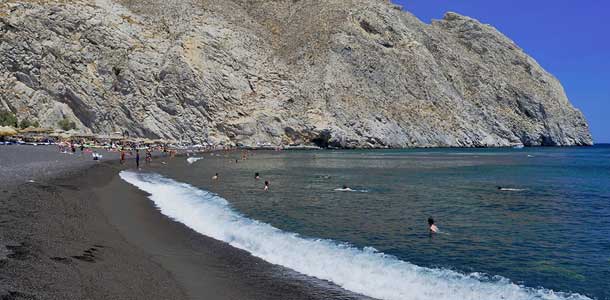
428,217,439,234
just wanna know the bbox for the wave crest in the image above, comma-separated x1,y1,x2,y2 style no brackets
119,171,590,300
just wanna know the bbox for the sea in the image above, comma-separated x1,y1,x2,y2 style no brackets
121,145,610,300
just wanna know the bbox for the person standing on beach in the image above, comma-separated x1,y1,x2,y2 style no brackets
145,149,152,164
136,149,140,169
120,149,126,164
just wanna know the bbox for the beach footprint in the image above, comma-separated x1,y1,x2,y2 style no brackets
0,290,36,299
5,242,30,260
50,256,71,264
71,245,103,263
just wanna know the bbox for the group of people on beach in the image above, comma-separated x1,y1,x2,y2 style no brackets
54,139,174,165
56,141,105,160
120,148,153,169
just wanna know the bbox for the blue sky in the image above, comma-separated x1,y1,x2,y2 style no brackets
393,0,609,143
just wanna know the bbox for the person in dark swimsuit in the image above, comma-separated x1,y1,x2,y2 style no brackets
135,149,140,169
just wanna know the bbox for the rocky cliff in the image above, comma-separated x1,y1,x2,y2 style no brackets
0,0,593,147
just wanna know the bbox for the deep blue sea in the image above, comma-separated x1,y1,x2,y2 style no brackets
123,145,610,300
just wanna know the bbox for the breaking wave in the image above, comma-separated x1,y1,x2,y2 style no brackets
186,157,203,164
119,171,590,300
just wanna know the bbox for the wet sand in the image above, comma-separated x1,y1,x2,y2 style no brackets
0,145,367,300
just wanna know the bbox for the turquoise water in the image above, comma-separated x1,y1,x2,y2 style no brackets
157,145,610,299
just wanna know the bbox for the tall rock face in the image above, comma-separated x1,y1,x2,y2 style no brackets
0,0,592,147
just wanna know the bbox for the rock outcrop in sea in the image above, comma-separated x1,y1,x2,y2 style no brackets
0,0,593,147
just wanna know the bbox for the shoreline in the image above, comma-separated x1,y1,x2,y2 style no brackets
0,145,367,300
0,158,187,299
3,145,605,299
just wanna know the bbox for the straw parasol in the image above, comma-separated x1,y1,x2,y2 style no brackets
48,130,65,137
140,138,156,145
97,134,123,140
49,129,75,140
19,127,53,134
0,126,18,137
59,133,72,139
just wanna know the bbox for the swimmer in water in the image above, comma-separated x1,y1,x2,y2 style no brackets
428,217,438,234
212,173,219,180
497,186,524,192
264,180,269,191
334,185,353,192
255,172,260,180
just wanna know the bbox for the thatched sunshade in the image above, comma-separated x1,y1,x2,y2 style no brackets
48,131,65,137
140,138,156,144
97,134,123,140
0,126,18,137
19,127,53,134
48,130,74,139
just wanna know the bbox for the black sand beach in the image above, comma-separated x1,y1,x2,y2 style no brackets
0,147,185,299
0,145,367,300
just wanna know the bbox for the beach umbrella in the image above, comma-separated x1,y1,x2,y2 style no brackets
49,130,66,137
63,129,80,137
0,126,17,137
98,134,123,140
73,133,95,138
19,127,52,134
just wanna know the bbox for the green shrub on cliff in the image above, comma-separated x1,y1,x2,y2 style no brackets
18,119,40,129
0,110,18,127
58,118,77,131
19,119,31,129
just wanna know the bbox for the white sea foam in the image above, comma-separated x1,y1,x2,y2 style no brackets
499,188,527,192
119,171,590,300
334,188,369,193
186,157,203,164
